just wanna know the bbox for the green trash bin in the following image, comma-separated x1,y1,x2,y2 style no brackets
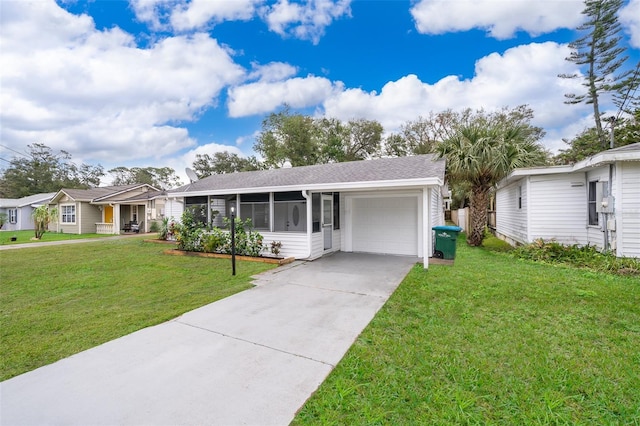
432,225,462,259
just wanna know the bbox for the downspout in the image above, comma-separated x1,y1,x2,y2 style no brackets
301,190,312,259
603,163,614,252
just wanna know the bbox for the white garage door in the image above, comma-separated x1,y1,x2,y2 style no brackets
352,196,418,256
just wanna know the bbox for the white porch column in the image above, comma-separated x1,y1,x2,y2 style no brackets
114,204,121,234
423,186,431,269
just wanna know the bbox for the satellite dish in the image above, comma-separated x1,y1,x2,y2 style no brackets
185,167,199,183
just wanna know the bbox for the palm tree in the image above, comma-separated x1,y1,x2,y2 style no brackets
32,206,58,240
437,122,547,246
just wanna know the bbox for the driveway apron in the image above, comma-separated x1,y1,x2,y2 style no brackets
0,252,418,426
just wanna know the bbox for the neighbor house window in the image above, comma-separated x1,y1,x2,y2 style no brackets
588,181,598,226
240,193,269,230
185,196,208,225
8,208,17,224
61,205,76,224
274,192,307,232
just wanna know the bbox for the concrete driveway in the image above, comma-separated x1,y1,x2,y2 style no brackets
0,252,418,426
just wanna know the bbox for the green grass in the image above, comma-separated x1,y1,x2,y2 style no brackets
0,237,275,381
0,229,115,245
293,234,640,425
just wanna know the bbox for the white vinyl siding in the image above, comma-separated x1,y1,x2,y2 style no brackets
528,174,589,246
260,232,309,259
431,186,444,229
619,162,640,258
165,199,184,222
496,178,528,245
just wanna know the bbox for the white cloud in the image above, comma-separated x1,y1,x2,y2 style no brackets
410,0,583,39
321,42,590,153
261,0,351,44
0,0,245,164
170,0,260,31
247,62,298,82
620,0,640,48
128,0,176,30
227,75,340,117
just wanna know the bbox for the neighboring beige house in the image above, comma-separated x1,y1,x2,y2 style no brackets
0,193,56,231
48,184,166,234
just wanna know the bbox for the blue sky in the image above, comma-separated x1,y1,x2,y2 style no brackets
1,0,639,185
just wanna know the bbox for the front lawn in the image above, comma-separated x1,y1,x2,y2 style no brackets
0,237,275,381
293,235,640,424
0,230,114,245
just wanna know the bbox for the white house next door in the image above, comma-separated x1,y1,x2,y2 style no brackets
322,194,333,250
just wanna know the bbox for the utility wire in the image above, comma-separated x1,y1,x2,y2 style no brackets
0,144,32,159
614,61,640,121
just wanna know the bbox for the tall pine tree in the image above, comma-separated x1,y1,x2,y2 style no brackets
560,0,631,148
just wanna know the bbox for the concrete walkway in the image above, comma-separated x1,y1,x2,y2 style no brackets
0,233,146,250
0,252,418,425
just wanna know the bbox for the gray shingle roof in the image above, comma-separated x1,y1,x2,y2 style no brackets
172,155,445,194
56,184,148,202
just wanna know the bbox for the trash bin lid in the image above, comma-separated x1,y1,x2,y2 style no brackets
432,225,462,232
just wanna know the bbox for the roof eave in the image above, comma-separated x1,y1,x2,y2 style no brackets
168,177,444,198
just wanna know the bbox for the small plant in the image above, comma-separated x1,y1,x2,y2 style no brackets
149,220,161,233
270,241,282,256
511,238,640,276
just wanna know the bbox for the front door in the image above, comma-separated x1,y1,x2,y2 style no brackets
104,205,113,223
322,194,333,250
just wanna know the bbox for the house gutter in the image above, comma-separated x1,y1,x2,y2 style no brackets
301,190,313,259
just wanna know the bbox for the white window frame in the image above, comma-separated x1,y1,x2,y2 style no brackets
587,181,598,226
61,204,76,224
8,208,17,224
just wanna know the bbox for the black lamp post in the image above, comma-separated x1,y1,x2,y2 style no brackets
230,206,236,276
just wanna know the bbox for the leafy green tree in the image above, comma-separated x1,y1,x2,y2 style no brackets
255,107,320,167
437,108,548,246
0,143,104,198
554,108,639,164
255,107,384,167
384,113,452,156
553,128,602,164
318,118,383,162
108,166,182,189
560,0,632,148
32,205,58,239
192,151,262,178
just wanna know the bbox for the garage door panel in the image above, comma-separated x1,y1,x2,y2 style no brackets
352,197,418,256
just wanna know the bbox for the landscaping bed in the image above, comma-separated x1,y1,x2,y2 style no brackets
163,248,295,265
